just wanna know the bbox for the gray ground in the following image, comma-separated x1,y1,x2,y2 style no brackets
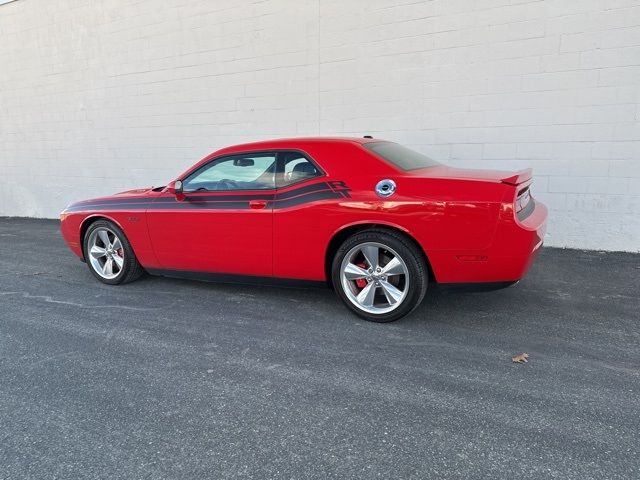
0,218,639,480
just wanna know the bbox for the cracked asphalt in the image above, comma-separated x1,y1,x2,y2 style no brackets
1,217,639,479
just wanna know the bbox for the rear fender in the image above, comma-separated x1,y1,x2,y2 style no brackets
325,220,433,282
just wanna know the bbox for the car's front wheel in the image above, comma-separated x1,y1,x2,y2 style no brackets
84,220,144,285
332,229,428,322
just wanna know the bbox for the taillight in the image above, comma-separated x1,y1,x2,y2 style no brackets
515,187,531,213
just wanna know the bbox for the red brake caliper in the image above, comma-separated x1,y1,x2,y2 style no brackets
355,262,368,289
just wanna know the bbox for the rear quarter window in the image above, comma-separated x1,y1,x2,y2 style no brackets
364,142,441,171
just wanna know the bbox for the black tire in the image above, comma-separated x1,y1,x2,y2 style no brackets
331,229,428,322
83,220,144,285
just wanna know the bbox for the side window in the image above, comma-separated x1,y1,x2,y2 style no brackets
278,152,321,187
183,153,276,192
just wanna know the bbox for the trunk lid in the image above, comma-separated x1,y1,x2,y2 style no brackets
411,166,532,185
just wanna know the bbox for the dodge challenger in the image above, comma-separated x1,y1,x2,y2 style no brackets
60,137,547,322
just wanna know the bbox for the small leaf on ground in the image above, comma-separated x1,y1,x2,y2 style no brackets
512,353,529,363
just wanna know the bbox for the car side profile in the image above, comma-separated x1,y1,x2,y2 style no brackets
60,137,547,322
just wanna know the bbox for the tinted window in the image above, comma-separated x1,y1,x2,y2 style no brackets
183,153,276,191
277,151,321,187
364,142,441,171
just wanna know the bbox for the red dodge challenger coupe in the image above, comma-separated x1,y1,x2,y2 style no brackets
60,137,547,322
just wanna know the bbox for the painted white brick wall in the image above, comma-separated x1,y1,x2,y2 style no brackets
1,0,639,251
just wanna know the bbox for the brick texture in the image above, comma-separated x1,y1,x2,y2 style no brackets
1,0,639,251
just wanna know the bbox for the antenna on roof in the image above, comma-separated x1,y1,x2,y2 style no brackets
363,135,373,139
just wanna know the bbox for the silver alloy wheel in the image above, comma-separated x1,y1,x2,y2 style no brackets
339,242,410,315
87,227,125,280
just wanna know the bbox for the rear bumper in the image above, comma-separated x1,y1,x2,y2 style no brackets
428,199,548,284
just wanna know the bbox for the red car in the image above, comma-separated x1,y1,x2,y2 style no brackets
60,137,547,322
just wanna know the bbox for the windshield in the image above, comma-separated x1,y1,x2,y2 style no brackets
364,142,441,171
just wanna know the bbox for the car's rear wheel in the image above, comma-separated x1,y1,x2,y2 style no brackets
331,229,428,322
84,220,144,285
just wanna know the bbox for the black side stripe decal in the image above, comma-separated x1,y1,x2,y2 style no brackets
71,181,339,207
65,182,351,212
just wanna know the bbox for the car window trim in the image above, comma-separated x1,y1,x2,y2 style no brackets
180,149,326,193
275,150,326,190
181,151,279,193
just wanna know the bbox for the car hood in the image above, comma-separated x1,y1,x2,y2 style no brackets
64,187,158,211
112,187,157,197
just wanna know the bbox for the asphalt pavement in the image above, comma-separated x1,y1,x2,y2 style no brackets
0,218,639,479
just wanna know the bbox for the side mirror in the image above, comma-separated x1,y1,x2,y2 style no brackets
167,180,183,194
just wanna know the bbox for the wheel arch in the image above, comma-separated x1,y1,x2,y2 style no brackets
324,221,435,288
79,214,127,261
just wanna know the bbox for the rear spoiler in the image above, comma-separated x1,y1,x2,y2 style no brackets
501,168,532,186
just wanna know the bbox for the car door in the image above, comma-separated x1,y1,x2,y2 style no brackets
146,152,276,276
272,151,335,280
